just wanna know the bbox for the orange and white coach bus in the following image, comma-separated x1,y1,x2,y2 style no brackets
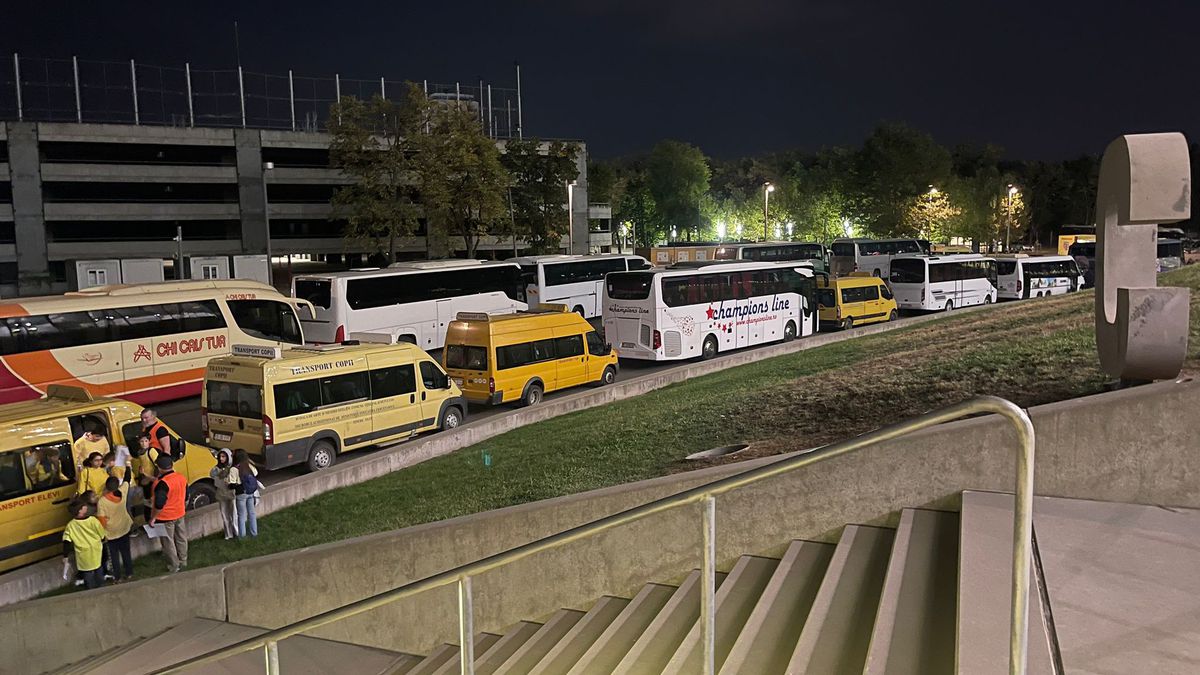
0,280,309,405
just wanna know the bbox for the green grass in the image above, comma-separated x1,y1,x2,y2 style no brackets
90,266,1200,584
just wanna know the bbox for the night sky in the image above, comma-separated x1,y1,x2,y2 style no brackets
4,1,1198,160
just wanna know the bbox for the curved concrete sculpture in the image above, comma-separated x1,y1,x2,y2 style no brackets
1094,133,1191,381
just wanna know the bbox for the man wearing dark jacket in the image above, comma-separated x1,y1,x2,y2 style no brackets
151,455,188,573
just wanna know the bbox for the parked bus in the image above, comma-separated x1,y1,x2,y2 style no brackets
509,254,650,319
1068,238,1183,289
0,280,307,406
603,261,817,361
291,260,527,349
829,238,928,277
995,256,1084,300
714,242,829,272
888,255,998,311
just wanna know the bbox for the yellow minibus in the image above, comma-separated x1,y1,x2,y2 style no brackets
0,385,216,573
203,342,465,471
442,305,619,406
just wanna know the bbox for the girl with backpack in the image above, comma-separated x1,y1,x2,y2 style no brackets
210,449,238,540
231,449,260,538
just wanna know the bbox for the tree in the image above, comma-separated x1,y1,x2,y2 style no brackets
646,140,711,241
327,93,422,264
850,123,952,237
503,139,581,254
902,187,961,240
411,92,510,258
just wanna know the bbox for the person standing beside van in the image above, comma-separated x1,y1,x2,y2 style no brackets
210,449,239,540
77,452,109,497
62,498,106,590
97,477,134,583
231,449,259,539
150,455,188,573
140,409,178,459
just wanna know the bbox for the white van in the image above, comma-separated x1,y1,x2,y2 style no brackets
995,256,1084,300
888,254,997,311
509,254,650,319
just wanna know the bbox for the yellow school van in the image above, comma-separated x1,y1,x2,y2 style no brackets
442,305,619,406
0,385,216,573
203,342,466,471
817,275,898,330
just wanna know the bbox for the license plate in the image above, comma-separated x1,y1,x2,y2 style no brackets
453,378,464,387
213,432,233,442
621,342,635,349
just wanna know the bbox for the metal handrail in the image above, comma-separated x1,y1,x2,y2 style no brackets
154,396,1035,675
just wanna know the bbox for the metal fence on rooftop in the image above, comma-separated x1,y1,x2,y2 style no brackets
0,54,522,138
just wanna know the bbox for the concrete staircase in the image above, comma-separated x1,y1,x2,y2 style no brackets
60,490,1200,674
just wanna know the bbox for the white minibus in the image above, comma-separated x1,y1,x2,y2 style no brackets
292,260,526,349
829,238,929,277
602,260,817,361
995,256,1084,300
509,254,650,319
888,254,997,311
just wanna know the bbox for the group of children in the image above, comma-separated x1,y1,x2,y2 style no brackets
61,419,262,591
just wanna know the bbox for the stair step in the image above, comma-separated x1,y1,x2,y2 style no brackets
384,653,428,675
958,491,1056,675
611,569,728,674
566,583,678,675
528,595,629,675
720,540,836,675
492,608,584,675
864,509,960,675
662,555,779,674
786,524,895,674
413,634,497,675
473,621,544,675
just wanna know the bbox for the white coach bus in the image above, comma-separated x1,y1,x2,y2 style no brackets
995,255,1084,300
888,254,997,311
292,260,526,348
509,254,651,319
829,238,928,277
602,260,817,361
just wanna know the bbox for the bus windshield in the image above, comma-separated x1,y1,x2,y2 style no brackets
294,279,331,310
1158,241,1183,258
227,299,303,344
205,380,263,419
607,272,654,300
890,259,926,283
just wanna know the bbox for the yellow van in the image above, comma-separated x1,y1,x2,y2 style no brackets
817,275,898,329
203,342,465,472
0,385,216,573
442,305,619,406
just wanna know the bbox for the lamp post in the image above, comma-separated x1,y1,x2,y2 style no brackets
1005,184,1018,252
261,161,274,285
763,182,774,241
566,180,577,253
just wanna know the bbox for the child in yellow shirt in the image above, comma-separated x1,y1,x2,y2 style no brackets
62,498,106,589
76,452,109,496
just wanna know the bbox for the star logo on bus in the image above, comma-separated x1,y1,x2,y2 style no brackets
705,306,715,320
133,345,152,362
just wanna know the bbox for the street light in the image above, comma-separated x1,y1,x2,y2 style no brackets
261,161,274,285
566,180,577,253
763,182,775,241
1005,184,1019,252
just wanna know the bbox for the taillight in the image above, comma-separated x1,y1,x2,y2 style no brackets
334,324,346,343
488,377,496,394
262,415,274,443
652,330,662,350
200,407,208,434
920,288,925,302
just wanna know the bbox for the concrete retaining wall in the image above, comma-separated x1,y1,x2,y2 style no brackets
5,376,1197,674
0,305,986,607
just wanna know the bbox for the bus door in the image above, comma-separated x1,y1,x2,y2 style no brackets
435,299,457,349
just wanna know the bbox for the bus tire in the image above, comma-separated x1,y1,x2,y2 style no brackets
701,335,719,360
398,334,417,345
521,382,544,407
572,305,586,317
185,481,216,511
842,317,854,331
872,269,881,277
307,440,337,472
944,300,954,312
783,321,797,341
440,406,463,431
888,310,898,322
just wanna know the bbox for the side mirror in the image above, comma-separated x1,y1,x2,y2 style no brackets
604,343,613,354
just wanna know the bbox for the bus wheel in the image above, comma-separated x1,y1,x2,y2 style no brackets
307,440,336,472
784,321,797,341
888,310,898,322
522,383,544,407
944,301,955,312
573,305,586,317
842,317,854,331
872,269,882,277
701,335,719,360
984,295,993,304
440,406,462,430
185,482,216,511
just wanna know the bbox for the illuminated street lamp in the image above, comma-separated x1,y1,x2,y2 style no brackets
1005,184,1019,252
716,220,727,241
763,182,775,241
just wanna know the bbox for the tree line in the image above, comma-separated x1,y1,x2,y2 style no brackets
589,123,1194,250
327,84,580,262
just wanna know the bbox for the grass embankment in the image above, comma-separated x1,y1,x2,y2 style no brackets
120,266,1200,581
